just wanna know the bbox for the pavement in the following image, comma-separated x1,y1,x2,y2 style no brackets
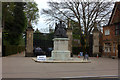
32,57,91,63
1,53,119,79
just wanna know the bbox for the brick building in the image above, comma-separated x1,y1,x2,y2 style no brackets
102,2,120,57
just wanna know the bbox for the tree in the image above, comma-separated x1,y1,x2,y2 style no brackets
2,2,15,29
2,1,40,46
24,1,39,27
41,0,113,49
9,2,27,45
0,2,2,25
2,2,27,45
2,3,16,45
34,28,41,33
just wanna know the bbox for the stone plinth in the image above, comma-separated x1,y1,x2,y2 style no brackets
25,27,34,57
51,38,71,60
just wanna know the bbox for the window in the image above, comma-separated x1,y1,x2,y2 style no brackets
105,30,110,35
113,47,116,53
104,43,111,53
115,24,120,35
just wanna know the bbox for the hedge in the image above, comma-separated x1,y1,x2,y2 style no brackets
72,47,89,55
92,52,102,57
2,45,25,56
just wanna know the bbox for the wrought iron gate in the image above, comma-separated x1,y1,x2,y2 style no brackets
33,33,53,52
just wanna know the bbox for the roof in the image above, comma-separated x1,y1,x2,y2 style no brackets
103,22,120,27
108,2,120,25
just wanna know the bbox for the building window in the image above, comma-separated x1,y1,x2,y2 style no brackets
105,30,110,35
104,43,111,53
115,25,120,35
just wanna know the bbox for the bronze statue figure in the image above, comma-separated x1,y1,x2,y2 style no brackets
54,21,68,38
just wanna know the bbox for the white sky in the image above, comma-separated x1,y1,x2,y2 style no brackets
34,0,50,33
33,0,118,33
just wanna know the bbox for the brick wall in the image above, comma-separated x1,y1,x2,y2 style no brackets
103,25,115,41
103,24,119,57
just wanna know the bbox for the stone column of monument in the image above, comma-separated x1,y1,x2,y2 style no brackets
51,21,71,60
52,38,70,60
25,27,34,57
67,27,72,54
92,23,100,56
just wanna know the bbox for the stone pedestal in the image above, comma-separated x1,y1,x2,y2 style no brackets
25,27,34,57
51,38,71,60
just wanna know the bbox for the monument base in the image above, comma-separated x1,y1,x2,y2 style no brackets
51,50,70,60
51,38,71,60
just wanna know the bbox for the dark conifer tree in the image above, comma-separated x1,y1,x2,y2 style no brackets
8,2,27,45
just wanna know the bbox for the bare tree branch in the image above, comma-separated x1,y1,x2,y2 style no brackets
41,0,114,46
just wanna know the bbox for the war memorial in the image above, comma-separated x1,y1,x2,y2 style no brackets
24,21,92,63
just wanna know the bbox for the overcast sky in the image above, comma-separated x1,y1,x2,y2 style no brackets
34,0,50,33
33,0,118,33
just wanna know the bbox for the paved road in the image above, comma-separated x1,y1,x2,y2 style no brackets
2,53,118,78
1,77,119,80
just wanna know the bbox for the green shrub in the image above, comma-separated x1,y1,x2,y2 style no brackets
72,47,89,55
2,45,25,56
92,52,102,57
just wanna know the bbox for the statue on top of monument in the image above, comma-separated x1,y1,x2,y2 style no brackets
54,21,68,38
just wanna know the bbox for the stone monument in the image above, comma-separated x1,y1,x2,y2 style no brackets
25,26,34,57
92,23,100,56
51,21,71,60
54,21,68,38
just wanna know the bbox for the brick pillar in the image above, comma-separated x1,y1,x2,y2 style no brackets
25,27,34,57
